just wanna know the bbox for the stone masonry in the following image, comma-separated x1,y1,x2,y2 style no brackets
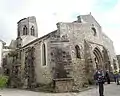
2,13,119,92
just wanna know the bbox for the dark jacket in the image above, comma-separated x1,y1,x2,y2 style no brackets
94,70,105,83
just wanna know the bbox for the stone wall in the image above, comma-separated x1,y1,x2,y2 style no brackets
50,42,72,79
84,40,95,84
55,14,118,89
54,78,73,92
117,55,120,69
72,58,88,90
20,35,53,87
17,16,38,37
5,14,118,92
102,33,119,70
57,14,118,72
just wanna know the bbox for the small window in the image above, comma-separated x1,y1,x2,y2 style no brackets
23,25,27,35
91,27,97,36
31,26,35,36
75,45,81,58
42,43,46,66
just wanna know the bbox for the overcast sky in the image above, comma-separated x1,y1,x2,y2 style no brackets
0,0,120,54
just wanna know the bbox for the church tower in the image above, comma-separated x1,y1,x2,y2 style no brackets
16,16,38,47
17,16,38,38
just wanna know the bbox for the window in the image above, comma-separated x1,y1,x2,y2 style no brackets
23,25,27,35
31,26,35,36
75,45,81,58
42,43,46,66
91,27,97,36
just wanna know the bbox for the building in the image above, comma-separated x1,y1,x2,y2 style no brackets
0,40,5,67
3,14,119,92
0,39,6,73
117,55,120,69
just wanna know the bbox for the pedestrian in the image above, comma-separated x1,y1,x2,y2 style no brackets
114,70,120,85
94,67,105,96
113,71,117,83
105,70,110,84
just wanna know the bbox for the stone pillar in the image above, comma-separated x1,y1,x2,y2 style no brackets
72,59,88,90
84,40,95,84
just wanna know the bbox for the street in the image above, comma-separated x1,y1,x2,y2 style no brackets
0,83,119,96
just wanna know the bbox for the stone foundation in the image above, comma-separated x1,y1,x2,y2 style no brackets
53,78,73,92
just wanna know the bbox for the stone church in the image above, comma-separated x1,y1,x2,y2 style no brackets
2,13,119,92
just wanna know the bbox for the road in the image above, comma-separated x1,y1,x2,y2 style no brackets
0,83,119,96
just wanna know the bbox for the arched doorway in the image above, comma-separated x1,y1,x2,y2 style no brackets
102,47,112,71
93,47,103,70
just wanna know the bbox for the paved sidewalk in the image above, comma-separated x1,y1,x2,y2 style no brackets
0,83,119,96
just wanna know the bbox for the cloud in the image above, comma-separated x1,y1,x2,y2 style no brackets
93,0,118,12
19,0,96,35
0,0,95,42
92,0,120,54
0,0,120,54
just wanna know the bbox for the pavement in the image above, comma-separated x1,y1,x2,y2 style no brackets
0,83,120,96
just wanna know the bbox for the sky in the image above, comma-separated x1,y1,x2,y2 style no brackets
0,0,120,54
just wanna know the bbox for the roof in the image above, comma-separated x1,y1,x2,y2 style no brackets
21,35,37,47
102,32,113,43
17,16,36,24
9,40,17,48
22,30,57,48
17,18,27,24
77,13,101,27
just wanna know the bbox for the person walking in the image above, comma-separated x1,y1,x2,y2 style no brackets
94,68,105,96
105,70,110,84
113,71,117,83
114,70,120,85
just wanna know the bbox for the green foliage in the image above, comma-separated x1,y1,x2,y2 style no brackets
0,75,8,89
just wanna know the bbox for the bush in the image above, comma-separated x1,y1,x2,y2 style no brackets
0,75,8,89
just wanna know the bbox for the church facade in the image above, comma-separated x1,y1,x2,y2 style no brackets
3,14,119,92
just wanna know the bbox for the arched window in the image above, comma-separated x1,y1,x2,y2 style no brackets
23,25,27,35
42,43,46,66
31,26,35,36
91,27,97,36
75,45,81,58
